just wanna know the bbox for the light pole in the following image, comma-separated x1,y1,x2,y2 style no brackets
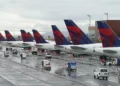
104,13,108,20
87,15,91,27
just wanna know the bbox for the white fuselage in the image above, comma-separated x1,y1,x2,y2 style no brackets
73,43,102,55
35,42,104,56
55,43,103,55
35,42,56,50
54,45,79,54
5,41,36,47
95,47,120,57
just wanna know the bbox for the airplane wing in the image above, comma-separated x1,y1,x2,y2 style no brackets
7,42,32,47
71,46,87,51
54,45,64,49
35,44,56,50
103,50,117,54
22,43,31,46
35,44,44,48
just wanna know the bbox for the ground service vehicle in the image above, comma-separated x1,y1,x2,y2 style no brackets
112,58,120,65
4,51,9,57
106,61,112,66
117,58,120,65
66,60,77,71
45,53,52,59
42,60,51,71
20,53,27,59
94,68,109,80
31,46,37,55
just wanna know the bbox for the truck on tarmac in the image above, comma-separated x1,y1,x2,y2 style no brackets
42,59,51,71
20,53,27,59
31,46,37,55
4,51,9,57
66,60,77,71
112,58,120,65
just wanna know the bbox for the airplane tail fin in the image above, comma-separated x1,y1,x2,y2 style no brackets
0,33,6,41
64,20,93,45
27,32,34,42
97,21,120,47
20,30,34,42
5,30,16,41
32,30,48,43
52,25,72,45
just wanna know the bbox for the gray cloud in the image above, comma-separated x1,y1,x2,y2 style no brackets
0,0,120,35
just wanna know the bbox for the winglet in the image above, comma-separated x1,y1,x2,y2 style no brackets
32,30,48,43
97,21,120,47
52,25,72,45
5,30,16,41
64,19,93,45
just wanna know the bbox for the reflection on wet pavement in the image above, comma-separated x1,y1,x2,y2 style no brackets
4,53,120,85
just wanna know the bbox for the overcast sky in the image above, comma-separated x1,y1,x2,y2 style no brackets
0,0,120,35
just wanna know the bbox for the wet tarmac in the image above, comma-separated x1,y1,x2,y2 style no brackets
0,52,120,86
0,76,15,86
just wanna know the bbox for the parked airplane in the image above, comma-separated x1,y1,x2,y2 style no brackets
4,30,22,47
0,33,6,41
3,30,24,51
5,30,16,42
0,33,6,46
21,30,34,42
52,25,74,53
27,32,34,41
52,25,98,56
52,25,72,45
20,30,35,47
4,30,34,47
65,20,93,45
32,29,48,44
21,30,40,54
95,21,120,57
63,19,102,55
32,30,57,51
0,33,6,43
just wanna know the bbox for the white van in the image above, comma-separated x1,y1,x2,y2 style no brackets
93,68,109,80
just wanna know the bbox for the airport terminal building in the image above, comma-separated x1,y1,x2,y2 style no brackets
89,20,120,42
